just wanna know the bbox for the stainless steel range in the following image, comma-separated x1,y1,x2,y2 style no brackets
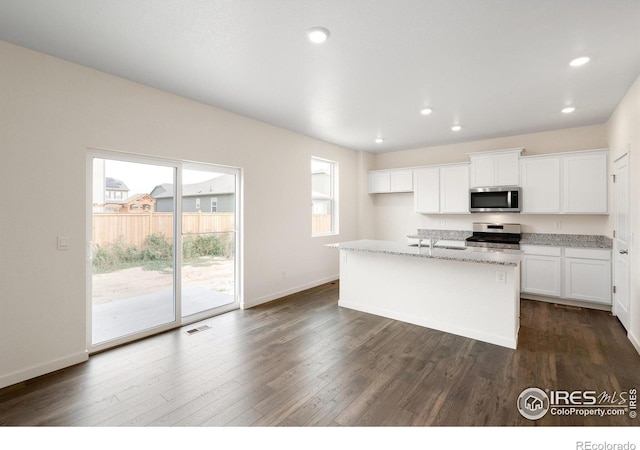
465,223,521,250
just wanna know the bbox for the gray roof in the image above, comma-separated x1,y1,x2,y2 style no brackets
106,177,129,191
151,175,234,199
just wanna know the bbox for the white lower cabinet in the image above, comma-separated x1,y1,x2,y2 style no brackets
563,248,612,304
521,246,562,297
520,245,612,306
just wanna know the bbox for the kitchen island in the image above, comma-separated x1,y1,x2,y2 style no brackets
327,239,522,349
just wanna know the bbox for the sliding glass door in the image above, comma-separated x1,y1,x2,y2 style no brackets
88,153,240,351
181,166,237,319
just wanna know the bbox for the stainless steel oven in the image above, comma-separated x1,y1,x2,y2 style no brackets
469,186,521,213
465,222,521,250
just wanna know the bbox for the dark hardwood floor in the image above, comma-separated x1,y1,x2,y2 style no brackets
1,281,638,426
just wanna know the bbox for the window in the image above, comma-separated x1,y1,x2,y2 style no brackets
311,157,338,236
211,197,218,212
195,198,200,210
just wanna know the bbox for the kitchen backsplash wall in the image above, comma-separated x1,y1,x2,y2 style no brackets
371,187,610,242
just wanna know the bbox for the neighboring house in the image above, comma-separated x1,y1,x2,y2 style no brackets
104,193,156,213
150,175,235,213
312,168,332,215
105,177,129,201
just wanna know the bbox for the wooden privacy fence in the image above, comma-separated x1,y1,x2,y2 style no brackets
312,214,332,235
92,212,235,248
93,212,333,248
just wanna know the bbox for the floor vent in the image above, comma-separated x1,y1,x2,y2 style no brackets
554,303,582,311
185,324,211,335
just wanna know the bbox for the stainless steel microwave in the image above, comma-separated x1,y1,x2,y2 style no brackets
469,187,521,213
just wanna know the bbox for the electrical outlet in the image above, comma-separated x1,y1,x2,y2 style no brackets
282,271,287,279
495,271,506,284
555,220,562,230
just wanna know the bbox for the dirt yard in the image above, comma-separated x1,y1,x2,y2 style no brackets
92,256,234,304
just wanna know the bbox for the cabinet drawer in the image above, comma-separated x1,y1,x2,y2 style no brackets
520,245,561,257
564,248,611,260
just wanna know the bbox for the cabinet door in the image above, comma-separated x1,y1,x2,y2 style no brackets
368,171,391,193
564,258,612,304
563,152,608,213
390,170,413,192
496,152,520,186
414,168,440,213
469,154,495,188
521,255,562,297
440,164,470,213
520,156,561,213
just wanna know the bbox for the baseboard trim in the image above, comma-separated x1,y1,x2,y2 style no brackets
0,350,89,390
520,293,611,311
242,275,339,309
338,299,517,350
628,331,640,356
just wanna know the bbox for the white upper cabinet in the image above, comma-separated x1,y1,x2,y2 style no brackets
469,148,523,188
469,154,495,187
520,149,608,214
440,164,470,213
414,163,469,214
368,169,413,194
563,151,608,214
413,167,440,213
520,155,561,213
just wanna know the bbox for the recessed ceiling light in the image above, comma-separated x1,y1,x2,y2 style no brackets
569,56,590,67
307,27,330,44
451,125,462,132
375,137,384,144
420,108,433,115
562,106,576,114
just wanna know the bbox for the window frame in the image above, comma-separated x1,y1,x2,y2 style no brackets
311,156,339,237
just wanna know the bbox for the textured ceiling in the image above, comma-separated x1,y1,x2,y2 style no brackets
0,0,638,152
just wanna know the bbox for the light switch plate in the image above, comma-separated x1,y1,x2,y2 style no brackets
57,235,70,250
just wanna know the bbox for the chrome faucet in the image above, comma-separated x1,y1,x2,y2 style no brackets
417,237,437,250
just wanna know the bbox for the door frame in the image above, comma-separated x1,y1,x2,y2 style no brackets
86,148,243,353
612,148,630,330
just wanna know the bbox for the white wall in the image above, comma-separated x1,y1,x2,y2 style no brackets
367,124,611,240
607,73,640,353
0,41,358,388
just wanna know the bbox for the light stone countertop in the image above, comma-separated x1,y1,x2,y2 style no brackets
327,239,522,267
519,233,613,249
406,229,613,250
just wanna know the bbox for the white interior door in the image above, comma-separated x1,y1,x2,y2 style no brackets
613,152,630,331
